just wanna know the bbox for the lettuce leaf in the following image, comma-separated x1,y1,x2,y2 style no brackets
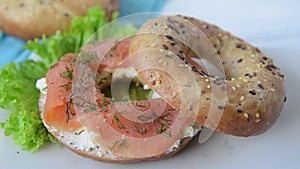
0,6,136,152
25,6,136,66
0,60,51,152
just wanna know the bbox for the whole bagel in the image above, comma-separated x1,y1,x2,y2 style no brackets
129,15,286,137
0,0,118,40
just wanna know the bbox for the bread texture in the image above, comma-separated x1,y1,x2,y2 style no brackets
0,0,118,39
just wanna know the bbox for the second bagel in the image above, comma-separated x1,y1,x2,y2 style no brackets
129,15,286,137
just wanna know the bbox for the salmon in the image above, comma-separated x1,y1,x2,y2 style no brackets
44,38,194,158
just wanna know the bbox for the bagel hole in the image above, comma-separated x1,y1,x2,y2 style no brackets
96,69,155,102
102,80,153,101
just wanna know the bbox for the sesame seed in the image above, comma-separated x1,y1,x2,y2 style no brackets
270,88,276,92
165,35,174,40
258,83,264,89
237,58,243,63
152,80,156,86
244,113,249,119
232,86,236,90
205,79,210,83
170,41,177,46
218,105,225,109
255,113,260,118
64,12,70,17
207,85,211,89
189,104,193,111
249,90,256,95
158,59,163,63
240,96,245,101
159,49,164,53
162,44,169,50
255,119,261,123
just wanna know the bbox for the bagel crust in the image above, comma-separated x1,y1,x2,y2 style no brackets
0,0,118,40
129,15,286,137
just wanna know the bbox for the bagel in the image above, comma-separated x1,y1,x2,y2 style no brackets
37,38,202,162
0,0,118,40
129,15,286,137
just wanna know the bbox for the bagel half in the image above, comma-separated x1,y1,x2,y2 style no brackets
129,15,286,137
37,37,203,163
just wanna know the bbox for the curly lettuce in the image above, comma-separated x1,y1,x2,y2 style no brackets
0,6,136,152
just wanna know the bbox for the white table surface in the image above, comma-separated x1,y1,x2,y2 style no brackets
1,0,300,169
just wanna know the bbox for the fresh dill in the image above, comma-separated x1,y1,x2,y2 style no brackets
112,112,126,130
109,139,127,150
60,66,73,80
134,123,148,135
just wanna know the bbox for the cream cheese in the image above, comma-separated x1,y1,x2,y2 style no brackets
112,67,138,80
36,78,47,94
166,125,202,153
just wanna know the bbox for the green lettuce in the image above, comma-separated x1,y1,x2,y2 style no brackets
0,6,136,152
0,60,51,152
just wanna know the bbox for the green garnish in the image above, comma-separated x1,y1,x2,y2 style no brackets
155,112,173,135
0,60,53,152
60,66,73,80
112,112,126,130
134,123,148,135
0,6,136,152
109,139,127,150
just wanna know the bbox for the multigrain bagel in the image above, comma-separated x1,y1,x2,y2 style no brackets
129,15,286,137
0,0,118,39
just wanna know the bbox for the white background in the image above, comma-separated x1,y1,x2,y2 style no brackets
1,0,300,168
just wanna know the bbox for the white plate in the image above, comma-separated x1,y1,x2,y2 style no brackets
1,0,300,168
